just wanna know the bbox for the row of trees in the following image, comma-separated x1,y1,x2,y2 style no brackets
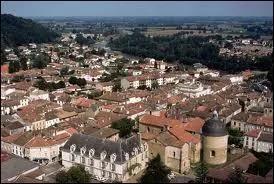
75,33,95,45
108,31,272,74
34,77,66,91
1,14,60,48
68,76,87,87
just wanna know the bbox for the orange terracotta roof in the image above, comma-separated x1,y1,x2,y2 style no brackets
25,136,49,148
139,114,181,128
65,127,78,135
72,97,96,108
169,124,200,144
140,133,159,140
1,133,23,143
167,95,181,105
247,115,273,127
1,64,9,74
197,105,208,112
245,129,261,138
183,117,205,133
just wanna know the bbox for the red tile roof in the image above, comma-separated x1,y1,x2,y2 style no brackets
140,133,159,140
1,64,9,74
183,117,205,133
139,114,181,128
247,115,273,127
72,97,96,108
197,105,208,112
245,129,261,138
169,124,200,144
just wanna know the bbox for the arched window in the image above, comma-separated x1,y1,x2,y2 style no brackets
80,146,86,156
89,149,95,157
110,153,116,163
70,144,76,153
100,151,107,160
210,150,216,157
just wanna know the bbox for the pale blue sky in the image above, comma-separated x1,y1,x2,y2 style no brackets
1,1,273,17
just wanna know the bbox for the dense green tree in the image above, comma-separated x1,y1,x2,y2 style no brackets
13,60,20,72
139,154,171,183
8,61,15,73
151,82,159,90
32,53,50,69
20,56,28,70
226,167,247,183
1,14,60,47
1,49,7,65
55,165,91,183
77,78,87,87
112,81,122,92
111,118,135,138
69,76,78,85
193,162,208,183
60,66,69,77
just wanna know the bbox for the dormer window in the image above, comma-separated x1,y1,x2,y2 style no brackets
70,144,76,153
110,153,116,163
140,145,144,152
125,153,129,161
144,143,148,151
89,149,95,157
80,146,86,155
134,147,138,155
100,151,107,160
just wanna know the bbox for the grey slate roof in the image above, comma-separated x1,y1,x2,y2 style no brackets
62,133,142,164
202,115,227,137
1,155,39,182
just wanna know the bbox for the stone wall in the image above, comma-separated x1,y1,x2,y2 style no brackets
203,135,228,165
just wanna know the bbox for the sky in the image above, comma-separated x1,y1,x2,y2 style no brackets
1,1,273,17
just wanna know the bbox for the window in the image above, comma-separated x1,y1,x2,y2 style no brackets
102,162,106,169
89,158,94,166
71,154,75,161
210,150,216,157
102,170,106,177
173,151,176,158
81,156,85,164
111,164,115,171
147,127,150,132
234,121,236,126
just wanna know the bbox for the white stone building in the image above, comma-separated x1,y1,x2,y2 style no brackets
61,133,149,182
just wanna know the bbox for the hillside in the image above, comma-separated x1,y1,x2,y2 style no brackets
1,14,60,48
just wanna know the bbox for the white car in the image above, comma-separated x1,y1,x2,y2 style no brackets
168,172,175,180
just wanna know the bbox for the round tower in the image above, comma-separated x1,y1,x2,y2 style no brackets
202,113,228,165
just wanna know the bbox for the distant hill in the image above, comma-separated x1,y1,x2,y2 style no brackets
1,14,60,48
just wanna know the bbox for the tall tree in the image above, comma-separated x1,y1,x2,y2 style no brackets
193,162,208,183
139,154,171,183
20,56,28,70
56,165,91,183
8,61,15,73
111,118,135,138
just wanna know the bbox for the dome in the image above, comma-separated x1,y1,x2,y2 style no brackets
202,115,227,137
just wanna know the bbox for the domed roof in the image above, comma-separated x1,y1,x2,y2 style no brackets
202,115,227,137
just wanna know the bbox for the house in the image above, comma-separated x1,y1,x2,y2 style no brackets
29,89,50,101
72,97,96,110
96,82,114,92
24,131,73,164
121,73,176,90
45,111,60,129
1,99,20,115
1,153,40,183
61,133,149,182
230,112,272,134
139,114,201,173
244,129,273,153
2,121,25,135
